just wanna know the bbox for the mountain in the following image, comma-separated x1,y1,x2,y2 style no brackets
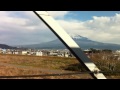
0,44,17,49
18,34,120,50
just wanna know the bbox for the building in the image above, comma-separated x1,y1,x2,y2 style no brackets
2,49,6,54
115,50,120,54
22,51,28,55
36,51,43,56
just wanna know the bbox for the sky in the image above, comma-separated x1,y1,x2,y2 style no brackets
0,11,120,46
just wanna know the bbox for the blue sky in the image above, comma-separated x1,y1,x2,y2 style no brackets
0,11,120,46
64,11,120,21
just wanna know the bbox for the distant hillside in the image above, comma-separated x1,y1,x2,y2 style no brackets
0,44,17,49
15,34,120,50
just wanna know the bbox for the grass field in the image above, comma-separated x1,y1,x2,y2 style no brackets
0,54,92,79
0,54,120,79
0,54,80,70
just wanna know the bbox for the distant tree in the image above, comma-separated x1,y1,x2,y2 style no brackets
102,49,112,53
90,48,100,53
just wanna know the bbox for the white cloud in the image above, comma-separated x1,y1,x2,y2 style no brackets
0,11,58,45
0,11,120,46
55,13,120,45
47,11,69,18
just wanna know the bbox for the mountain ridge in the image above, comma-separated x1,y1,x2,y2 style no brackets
16,34,120,50
0,44,17,49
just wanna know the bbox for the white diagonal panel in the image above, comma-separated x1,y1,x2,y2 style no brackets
34,11,106,79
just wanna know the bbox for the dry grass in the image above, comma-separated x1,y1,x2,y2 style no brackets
0,65,89,79
0,54,92,79
0,54,80,70
0,53,120,79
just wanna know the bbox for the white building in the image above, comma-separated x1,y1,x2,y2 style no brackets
22,51,28,55
65,53,69,57
36,51,43,56
14,52,19,54
49,52,58,56
2,49,6,54
116,50,120,54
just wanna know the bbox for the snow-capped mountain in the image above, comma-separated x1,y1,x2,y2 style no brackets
69,33,83,39
19,34,120,50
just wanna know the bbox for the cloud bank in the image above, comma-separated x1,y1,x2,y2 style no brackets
0,11,120,46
